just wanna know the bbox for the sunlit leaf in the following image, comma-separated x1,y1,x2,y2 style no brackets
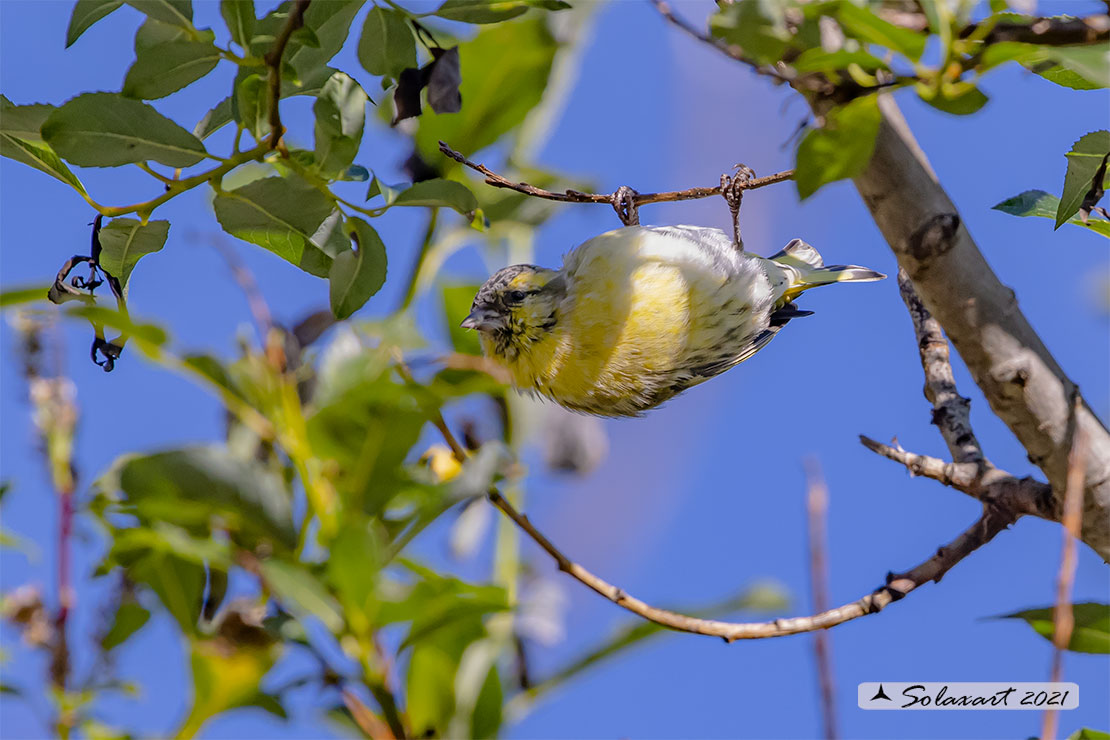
709,0,790,64
994,603,1110,653
313,72,367,177
96,218,169,287
177,638,277,738
1056,130,1110,228
413,18,557,161
794,94,880,199
993,189,1110,238
837,0,925,61
213,175,335,268
101,601,151,651
258,559,344,633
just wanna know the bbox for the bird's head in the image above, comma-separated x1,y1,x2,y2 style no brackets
462,265,566,357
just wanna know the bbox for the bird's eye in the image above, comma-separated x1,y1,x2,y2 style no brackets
506,290,527,304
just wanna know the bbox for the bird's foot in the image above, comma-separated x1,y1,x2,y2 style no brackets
721,163,756,251
610,185,640,226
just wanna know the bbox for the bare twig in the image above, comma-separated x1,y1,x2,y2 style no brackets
342,688,396,740
264,0,311,150
648,0,787,81
805,460,837,740
420,387,1008,641
439,142,794,212
1041,429,1087,740
209,237,274,343
859,435,1053,519
896,269,983,464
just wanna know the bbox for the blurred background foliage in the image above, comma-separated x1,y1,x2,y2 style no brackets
0,0,1107,737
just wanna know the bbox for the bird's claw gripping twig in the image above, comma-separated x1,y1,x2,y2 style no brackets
721,164,755,251
611,185,640,226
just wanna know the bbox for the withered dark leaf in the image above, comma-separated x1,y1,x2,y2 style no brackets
391,66,425,126
426,46,462,114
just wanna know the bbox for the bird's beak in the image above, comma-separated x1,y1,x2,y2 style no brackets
460,307,504,332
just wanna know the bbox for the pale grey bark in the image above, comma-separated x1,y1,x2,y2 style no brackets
853,95,1110,560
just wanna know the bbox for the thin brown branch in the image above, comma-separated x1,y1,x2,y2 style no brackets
647,0,787,80
439,142,794,211
342,688,396,740
1042,429,1087,740
421,394,1008,641
804,460,837,740
859,435,1053,519
963,14,1110,46
264,0,310,150
896,269,983,465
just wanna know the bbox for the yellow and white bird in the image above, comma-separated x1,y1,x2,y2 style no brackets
461,225,884,417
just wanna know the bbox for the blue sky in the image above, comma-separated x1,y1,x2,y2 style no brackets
2,1,1108,738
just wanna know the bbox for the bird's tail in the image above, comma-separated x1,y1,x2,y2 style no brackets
769,238,885,303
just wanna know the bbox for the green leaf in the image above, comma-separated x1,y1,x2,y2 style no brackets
794,94,880,200
111,447,296,551
0,97,88,195
126,551,207,635
1067,730,1110,740
995,603,1110,653
64,306,169,352
258,559,344,633
213,176,335,268
123,40,222,100
134,16,192,51
326,523,382,634
407,643,457,734
993,189,1110,238
252,0,364,95
193,96,232,141
442,283,482,355
1057,130,1110,229
124,0,194,29
917,80,989,116
328,217,387,319
177,638,277,739
313,72,367,178
390,179,479,218
435,0,530,24
470,664,502,739
235,73,270,143
96,218,169,287
837,0,925,61
792,47,887,75
1050,45,1110,89
0,285,53,308
66,0,125,47
709,0,790,64
220,0,255,49
101,601,151,651
413,18,557,160
42,92,207,168
358,6,416,79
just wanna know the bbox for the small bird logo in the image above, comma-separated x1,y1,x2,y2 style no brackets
462,225,884,417
870,684,892,702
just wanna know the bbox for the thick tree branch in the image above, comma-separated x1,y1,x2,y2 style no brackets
852,95,1110,560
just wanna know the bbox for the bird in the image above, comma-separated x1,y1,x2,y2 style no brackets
460,225,884,417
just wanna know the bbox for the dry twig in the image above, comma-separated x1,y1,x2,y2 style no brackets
1041,428,1088,740
805,460,837,740
421,381,1009,641
439,142,794,217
